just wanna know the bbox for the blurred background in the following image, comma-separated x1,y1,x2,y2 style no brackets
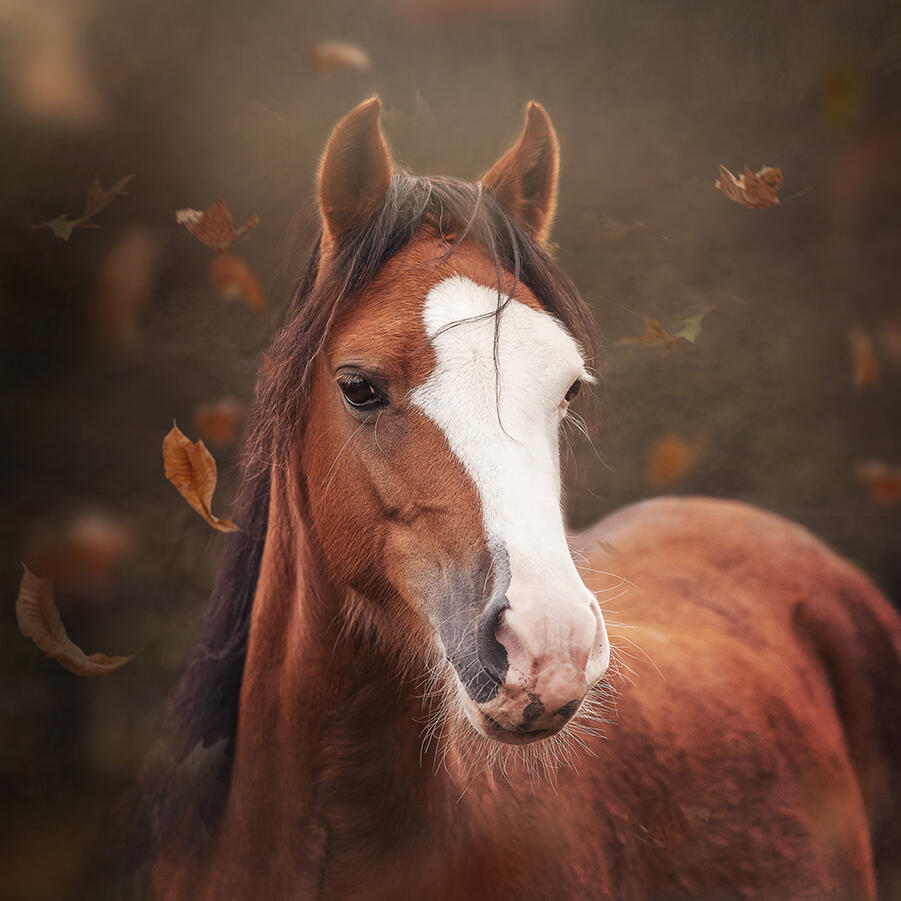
1,0,900,897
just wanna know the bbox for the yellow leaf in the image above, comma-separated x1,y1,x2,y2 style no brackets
163,421,238,532
15,565,132,677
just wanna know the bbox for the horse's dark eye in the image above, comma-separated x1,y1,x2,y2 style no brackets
338,374,385,409
565,379,582,403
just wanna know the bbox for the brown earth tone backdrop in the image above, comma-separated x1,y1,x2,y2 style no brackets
2,1,900,898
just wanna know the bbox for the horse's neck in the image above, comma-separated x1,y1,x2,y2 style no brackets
206,483,462,897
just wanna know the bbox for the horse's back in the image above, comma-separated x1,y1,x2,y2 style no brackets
574,496,901,899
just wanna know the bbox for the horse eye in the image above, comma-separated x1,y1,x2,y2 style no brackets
565,379,582,403
338,374,385,409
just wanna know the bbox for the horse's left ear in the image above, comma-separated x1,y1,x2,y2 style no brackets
318,96,393,246
481,101,559,245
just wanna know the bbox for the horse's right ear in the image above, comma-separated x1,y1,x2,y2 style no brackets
318,97,393,246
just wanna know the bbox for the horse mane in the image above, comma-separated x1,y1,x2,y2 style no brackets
133,171,598,871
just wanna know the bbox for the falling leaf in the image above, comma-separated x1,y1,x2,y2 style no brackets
209,253,265,312
16,565,133,676
4,2,106,126
715,164,783,209
33,174,134,240
619,304,717,352
176,200,260,254
597,214,649,241
619,316,680,351
89,227,158,352
822,61,867,131
163,421,238,532
194,398,246,448
647,433,703,487
306,40,371,74
849,327,880,387
855,462,901,507
877,321,901,364
25,511,136,595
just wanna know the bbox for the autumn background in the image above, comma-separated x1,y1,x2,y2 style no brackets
2,0,900,897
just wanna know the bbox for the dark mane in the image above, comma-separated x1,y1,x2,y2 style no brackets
133,171,597,871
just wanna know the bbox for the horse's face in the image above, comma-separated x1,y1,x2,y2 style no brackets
303,98,609,744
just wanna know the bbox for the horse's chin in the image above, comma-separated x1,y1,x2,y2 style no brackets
460,696,567,745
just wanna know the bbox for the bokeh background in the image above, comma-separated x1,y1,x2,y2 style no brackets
2,0,900,897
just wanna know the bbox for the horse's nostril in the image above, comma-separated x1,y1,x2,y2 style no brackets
476,594,510,685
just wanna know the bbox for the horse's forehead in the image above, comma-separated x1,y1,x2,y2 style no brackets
327,236,545,383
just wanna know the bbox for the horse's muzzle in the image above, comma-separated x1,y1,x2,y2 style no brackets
462,589,609,743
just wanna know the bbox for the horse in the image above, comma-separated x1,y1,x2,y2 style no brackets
143,98,901,900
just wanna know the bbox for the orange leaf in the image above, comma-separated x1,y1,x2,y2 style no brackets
194,398,246,448
647,433,702,487
210,253,265,312
16,565,133,676
176,199,260,253
25,511,136,594
306,41,371,74
715,164,783,209
855,462,901,507
89,228,158,352
849,326,881,387
163,421,238,532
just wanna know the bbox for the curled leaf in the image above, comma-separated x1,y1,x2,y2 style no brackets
855,462,901,507
163,421,238,532
176,200,260,253
210,253,265,312
16,565,133,676
33,174,134,240
619,304,717,352
306,41,371,74
849,326,881,387
715,164,783,209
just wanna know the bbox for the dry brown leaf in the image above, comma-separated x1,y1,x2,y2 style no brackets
89,227,158,352
855,462,901,507
25,511,136,595
306,41,371,74
210,253,265,312
33,173,134,240
715,164,783,209
163,421,238,532
194,398,246,448
619,304,717,352
176,200,260,254
647,433,703,487
16,565,133,676
849,326,881,387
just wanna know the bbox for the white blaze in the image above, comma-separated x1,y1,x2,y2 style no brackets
411,275,609,683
